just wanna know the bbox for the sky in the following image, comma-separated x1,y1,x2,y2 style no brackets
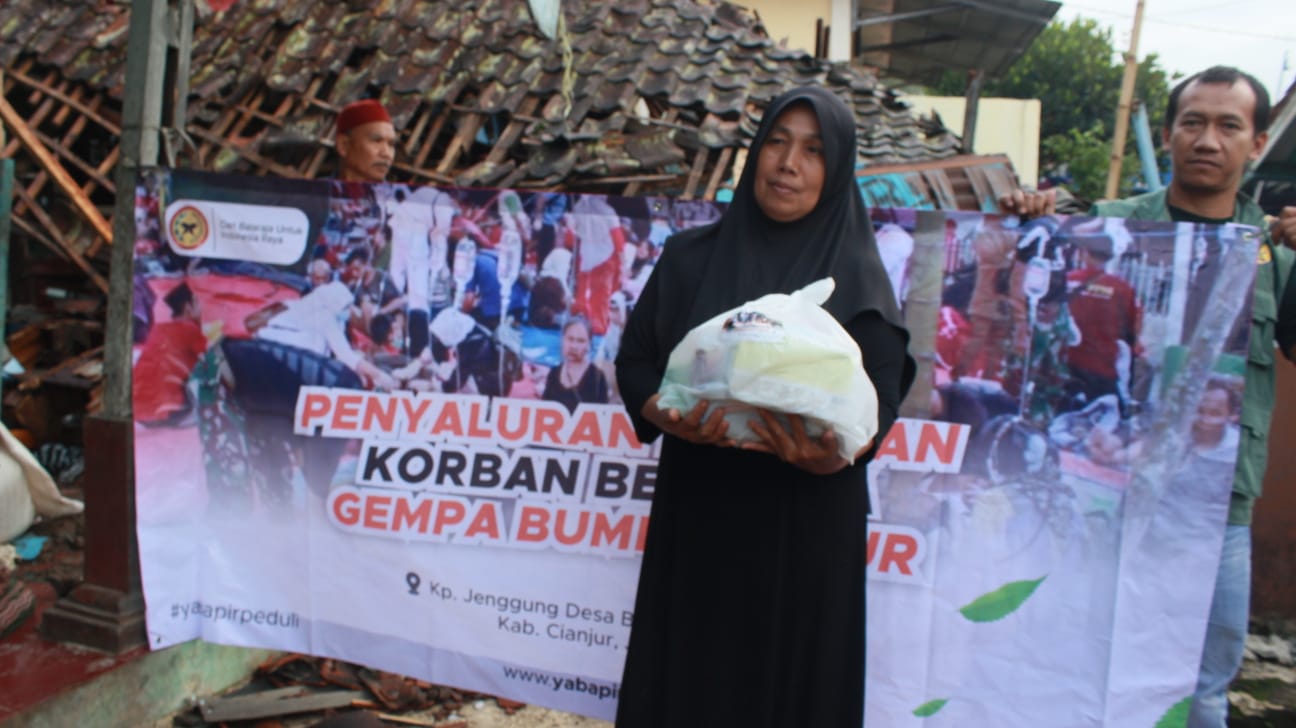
1055,0,1296,103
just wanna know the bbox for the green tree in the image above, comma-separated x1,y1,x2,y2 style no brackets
931,18,1173,198
1040,122,1140,202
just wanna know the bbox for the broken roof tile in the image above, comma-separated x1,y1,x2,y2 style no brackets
704,87,747,117
635,67,674,98
267,56,312,93
426,8,468,41
676,58,720,84
670,75,712,108
511,34,549,61
371,0,415,21
456,159,516,187
0,0,959,199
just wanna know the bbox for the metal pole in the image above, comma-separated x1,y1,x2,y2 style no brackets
1131,101,1163,192
102,0,170,419
39,0,175,654
0,158,11,399
962,68,985,155
1104,0,1146,200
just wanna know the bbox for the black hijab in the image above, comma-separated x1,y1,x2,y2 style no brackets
678,86,909,357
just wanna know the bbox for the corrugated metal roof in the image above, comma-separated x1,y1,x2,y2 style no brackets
854,0,1060,86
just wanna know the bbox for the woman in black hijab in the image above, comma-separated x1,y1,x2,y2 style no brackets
613,87,915,726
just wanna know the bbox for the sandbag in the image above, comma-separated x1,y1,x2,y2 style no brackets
657,278,878,463
0,424,84,543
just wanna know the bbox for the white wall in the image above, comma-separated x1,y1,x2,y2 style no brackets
904,96,1042,186
742,0,833,58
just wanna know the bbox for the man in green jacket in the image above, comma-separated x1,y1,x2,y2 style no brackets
1091,66,1296,728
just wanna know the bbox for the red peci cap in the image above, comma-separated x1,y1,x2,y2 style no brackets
336,99,391,135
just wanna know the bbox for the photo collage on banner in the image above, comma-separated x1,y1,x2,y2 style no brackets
131,168,1260,725
863,207,1258,726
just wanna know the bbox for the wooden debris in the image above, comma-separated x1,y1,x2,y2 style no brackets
495,697,527,715
372,712,458,727
0,92,112,246
198,686,368,722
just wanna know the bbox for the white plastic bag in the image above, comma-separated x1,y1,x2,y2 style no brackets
657,278,879,463
0,424,84,543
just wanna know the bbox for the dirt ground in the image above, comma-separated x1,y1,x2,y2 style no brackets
403,700,609,728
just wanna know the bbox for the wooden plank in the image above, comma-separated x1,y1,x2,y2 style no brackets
7,67,122,135
0,94,114,246
91,146,120,191
34,128,114,192
50,84,84,127
61,92,103,155
82,147,122,259
854,153,1014,177
680,146,709,200
188,126,307,178
391,160,454,185
202,104,247,167
703,146,734,200
198,688,367,722
483,97,540,165
435,112,484,175
305,147,329,179
4,78,85,210
24,69,57,105
0,158,11,400
571,173,678,186
11,215,75,264
414,111,450,169
227,89,267,140
404,107,432,156
6,85,65,213
11,185,108,292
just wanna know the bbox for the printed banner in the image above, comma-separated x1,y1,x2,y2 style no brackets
132,169,1260,725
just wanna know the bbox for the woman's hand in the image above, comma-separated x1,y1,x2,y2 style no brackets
743,409,870,475
641,394,733,447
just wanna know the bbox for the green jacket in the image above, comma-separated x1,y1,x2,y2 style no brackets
1092,189,1296,525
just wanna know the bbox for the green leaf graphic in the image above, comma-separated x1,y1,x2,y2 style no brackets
1154,696,1192,728
959,576,1047,623
913,699,948,717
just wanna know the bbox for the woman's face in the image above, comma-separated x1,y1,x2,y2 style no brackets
753,104,825,223
561,322,591,364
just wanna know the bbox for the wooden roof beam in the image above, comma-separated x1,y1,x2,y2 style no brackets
7,66,122,135
436,112,484,175
11,184,109,293
0,94,114,247
704,146,735,200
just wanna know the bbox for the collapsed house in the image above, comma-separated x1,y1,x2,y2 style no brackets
0,0,977,438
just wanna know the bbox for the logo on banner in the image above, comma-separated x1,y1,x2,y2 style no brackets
169,205,209,250
164,199,310,265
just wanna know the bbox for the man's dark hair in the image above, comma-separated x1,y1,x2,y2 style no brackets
1165,66,1271,134
345,246,371,266
164,281,194,318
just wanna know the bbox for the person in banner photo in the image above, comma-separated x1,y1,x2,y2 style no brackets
543,315,611,413
613,86,915,727
1064,233,1142,413
133,280,209,426
1087,66,1296,728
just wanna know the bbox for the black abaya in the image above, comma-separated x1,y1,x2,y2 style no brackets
613,87,916,727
